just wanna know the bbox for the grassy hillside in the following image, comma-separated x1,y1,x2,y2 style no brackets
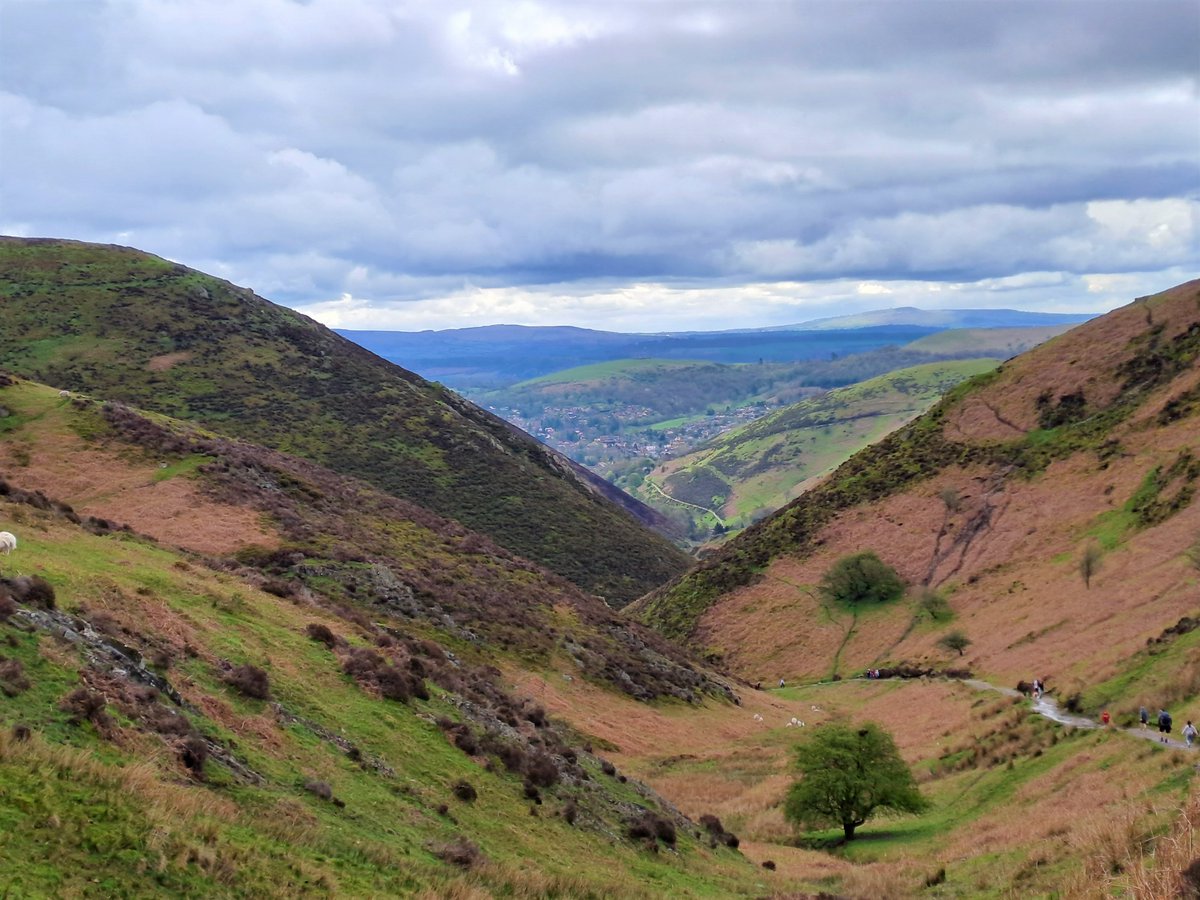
0,238,687,605
632,359,999,537
0,375,773,897
632,279,1200,704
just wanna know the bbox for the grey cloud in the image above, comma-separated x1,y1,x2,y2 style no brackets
1,0,1197,327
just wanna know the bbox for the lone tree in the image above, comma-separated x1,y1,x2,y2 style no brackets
784,722,927,841
938,629,972,656
819,551,905,606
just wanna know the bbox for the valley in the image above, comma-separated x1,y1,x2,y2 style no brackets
0,241,1196,898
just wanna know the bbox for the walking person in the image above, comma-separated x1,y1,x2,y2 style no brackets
1101,710,1111,726
1139,706,1149,729
1185,721,1198,748
1158,709,1173,743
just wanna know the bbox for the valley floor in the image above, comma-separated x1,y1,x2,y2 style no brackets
509,665,1197,897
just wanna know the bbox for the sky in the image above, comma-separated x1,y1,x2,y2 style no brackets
1,0,1197,333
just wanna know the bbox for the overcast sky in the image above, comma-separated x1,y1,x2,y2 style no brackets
2,1,1197,332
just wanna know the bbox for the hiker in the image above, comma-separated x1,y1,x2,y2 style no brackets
1139,706,1149,728
778,678,785,689
1032,678,1042,699
1101,710,1111,726
1158,709,1173,743
1185,721,1198,748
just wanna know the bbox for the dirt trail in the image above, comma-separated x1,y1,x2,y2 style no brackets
964,678,1195,750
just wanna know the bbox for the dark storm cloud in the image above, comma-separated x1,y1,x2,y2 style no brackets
0,0,1196,328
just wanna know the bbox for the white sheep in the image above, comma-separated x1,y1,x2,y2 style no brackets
752,713,764,722
0,532,16,554
58,390,70,398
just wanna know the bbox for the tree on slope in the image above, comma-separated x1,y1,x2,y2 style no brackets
784,722,927,841
818,551,905,606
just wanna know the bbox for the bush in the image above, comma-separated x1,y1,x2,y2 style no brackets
3,575,55,609
600,759,617,777
10,723,31,743
818,552,905,606
563,800,578,825
525,751,560,788
627,812,676,846
0,592,16,621
0,658,29,696
225,664,271,700
59,687,110,727
452,780,477,802
304,780,333,801
180,736,208,778
304,622,337,648
431,838,483,869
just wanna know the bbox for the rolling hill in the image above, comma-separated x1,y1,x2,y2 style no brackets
633,358,1000,536
782,307,1095,331
0,238,687,606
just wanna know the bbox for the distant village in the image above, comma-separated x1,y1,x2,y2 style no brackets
485,401,774,469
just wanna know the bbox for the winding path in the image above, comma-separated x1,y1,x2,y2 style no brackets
963,678,1195,750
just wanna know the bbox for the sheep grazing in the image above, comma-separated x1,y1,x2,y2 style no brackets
0,532,15,555
58,390,70,399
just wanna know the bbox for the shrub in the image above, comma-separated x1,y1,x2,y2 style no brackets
452,780,477,802
818,552,905,606
304,780,333,801
304,623,337,648
145,707,191,735
563,800,578,825
261,579,296,598
0,658,29,696
600,759,617,777
917,589,952,622
525,751,560,788
59,687,110,727
0,592,16,621
11,723,31,743
4,575,55,609
627,812,676,846
762,860,776,871
523,780,542,803
375,665,412,702
180,735,208,778
225,664,271,700
431,838,483,869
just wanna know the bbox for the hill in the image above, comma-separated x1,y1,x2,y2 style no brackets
632,359,1000,537
633,279,1200,705
0,374,769,896
783,307,1095,332
0,238,687,605
341,323,942,389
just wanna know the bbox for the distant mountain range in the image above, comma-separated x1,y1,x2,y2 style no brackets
339,309,1095,389
775,306,1095,331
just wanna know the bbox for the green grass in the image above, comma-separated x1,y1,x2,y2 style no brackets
0,505,766,898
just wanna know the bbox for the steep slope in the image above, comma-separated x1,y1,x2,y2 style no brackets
634,279,1200,705
640,359,999,535
0,375,766,896
0,238,687,604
